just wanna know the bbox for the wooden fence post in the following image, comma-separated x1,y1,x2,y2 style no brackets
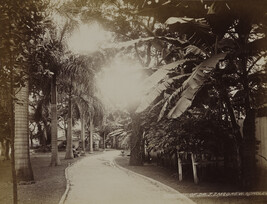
191,153,199,184
177,151,183,181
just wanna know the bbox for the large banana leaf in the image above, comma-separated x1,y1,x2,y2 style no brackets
136,60,189,113
142,60,188,91
184,45,207,57
135,0,207,21
102,36,187,50
102,37,154,49
107,128,124,137
165,16,215,47
158,53,228,120
136,74,190,113
165,17,206,26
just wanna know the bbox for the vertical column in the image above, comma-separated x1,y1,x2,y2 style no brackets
177,151,183,181
191,153,199,184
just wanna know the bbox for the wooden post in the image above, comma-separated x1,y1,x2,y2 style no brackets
89,119,94,154
191,153,199,184
177,151,183,181
80,113,85,156
103,132,106,151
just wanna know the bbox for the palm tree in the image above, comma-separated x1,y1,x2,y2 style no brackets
71,94,104,154
89,116,94,153
86,96,104,153
2,0,48,188
64,77,76,159
80,112,86,154
76,96,90,154
59,55,94,158
50,74,62,165
14,81,34,182
44,22,77,165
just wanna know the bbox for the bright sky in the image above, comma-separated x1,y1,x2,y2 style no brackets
68,22,112,53
67,22,145,110
96,58,144,110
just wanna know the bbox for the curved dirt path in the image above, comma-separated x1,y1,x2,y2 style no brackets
63,150,195,204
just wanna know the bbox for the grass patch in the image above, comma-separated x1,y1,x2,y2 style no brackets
0,159,12,204
0,152,92,204
115,155,267,204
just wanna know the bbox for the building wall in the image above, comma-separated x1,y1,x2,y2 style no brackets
255,116,267,170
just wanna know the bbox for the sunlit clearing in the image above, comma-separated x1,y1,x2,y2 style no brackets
97,59,144,110
68,22,111,53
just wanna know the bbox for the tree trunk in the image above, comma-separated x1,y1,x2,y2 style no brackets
50,75,61,166
30,134,33,149
240,54,257,189
81,113,85,154
129,113,143,166
42,123,47,146
89,118,94,153
14,81,34,182
1,140,5,156
218,79,243,182
65,94,73,159
5,139,10,160
240,71,256,185
9,51,17,204
241,109,256,189
38,123,45,146
103,132,106,150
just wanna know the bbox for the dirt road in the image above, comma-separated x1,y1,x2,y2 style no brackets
63,150,195,204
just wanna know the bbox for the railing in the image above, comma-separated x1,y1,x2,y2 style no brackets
177,151,224,184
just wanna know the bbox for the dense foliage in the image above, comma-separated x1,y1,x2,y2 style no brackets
107,0,267,188
0,2,266,199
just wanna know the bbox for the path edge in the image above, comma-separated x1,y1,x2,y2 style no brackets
113,157,196,204
58,155,90,204
58,160,76,204
58,151,105,204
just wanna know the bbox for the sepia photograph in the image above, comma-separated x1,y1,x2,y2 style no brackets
0,0,267,203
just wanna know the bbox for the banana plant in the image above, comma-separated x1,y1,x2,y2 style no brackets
159,53,228,120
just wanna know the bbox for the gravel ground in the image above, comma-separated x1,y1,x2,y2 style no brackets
0,151,100,204
1,151,266,204
115,155,267,204
64,150,195,204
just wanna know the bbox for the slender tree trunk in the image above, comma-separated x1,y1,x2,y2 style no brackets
14,80,34,182
65,94,73,159
42,123,47,146
81,113,85,155
9,47,17,204
10,92,17,204
5,139,10,160
240,56,256,189
89,118,94,153
129,113,143,166
218,81,243,183
103,132,106,150
0,140,5,156
50,75,61,166
38,123,45,146
241,109,256,189
65,128,67,139
30,134,33,148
